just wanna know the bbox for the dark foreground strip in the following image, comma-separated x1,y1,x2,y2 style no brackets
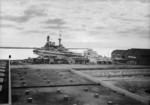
0,60,11,105
12,83,100,89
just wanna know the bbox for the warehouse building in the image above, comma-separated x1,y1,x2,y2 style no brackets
111,50,126,64
111,48,150,65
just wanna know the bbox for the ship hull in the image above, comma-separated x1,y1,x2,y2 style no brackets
33,49,82,57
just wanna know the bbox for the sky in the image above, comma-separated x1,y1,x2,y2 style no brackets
0,0,150,59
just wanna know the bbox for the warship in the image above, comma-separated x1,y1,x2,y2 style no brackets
33,35,83,58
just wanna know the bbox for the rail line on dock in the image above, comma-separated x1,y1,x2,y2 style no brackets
70,69,150,105
12,83,100,89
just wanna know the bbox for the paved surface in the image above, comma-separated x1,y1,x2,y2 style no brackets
11,64,149,105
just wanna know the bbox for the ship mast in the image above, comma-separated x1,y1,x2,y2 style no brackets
58,29,62,46
47,36,50,42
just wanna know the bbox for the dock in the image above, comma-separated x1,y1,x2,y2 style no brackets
10,64,150,105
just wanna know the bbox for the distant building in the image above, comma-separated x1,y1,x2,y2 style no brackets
111,48,150,65
111,50,127,64
84,49,112,64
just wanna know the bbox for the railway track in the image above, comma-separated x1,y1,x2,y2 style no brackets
80,69,150,77
0,60,11,105
12,83,100,89
70,69,150,105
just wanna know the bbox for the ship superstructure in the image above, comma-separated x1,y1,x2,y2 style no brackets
84,49,112,64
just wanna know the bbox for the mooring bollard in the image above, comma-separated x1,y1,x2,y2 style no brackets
43,77,47,80
57,89,61,93
20,77,24,80
107,101,113,105
19,74,23,77
25,90,30,95
27,97,32,103
24,71,27,74
22,84,27,87
47,80,50,83
21,81,26,85
121,93,125,96
21,81,27,87
84,87,89,92
113,90,116,93
94,93,99,98
64,95,68,101
70,79,73,82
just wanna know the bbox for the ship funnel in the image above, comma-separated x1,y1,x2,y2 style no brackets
47,36,50,42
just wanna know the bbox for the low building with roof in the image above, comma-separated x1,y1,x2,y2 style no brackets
111,48,150,65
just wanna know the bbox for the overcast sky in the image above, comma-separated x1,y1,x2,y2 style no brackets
0,0,150,58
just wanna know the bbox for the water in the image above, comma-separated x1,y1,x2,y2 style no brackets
0,49,38,60
0,48,116,60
